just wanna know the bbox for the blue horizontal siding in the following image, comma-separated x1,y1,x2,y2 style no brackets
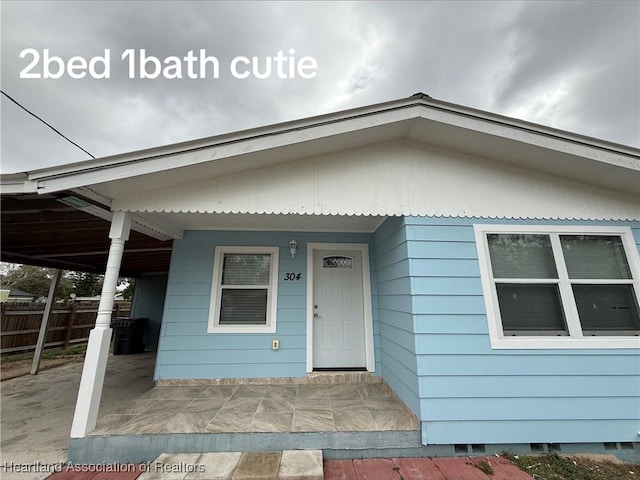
376,277,412,296
408,225,475,242
163,309,208,323
278,283,307,296
415,333,491,354
376,259,411,283
155,230,375,381
412,295,485,315
161,322,206,336
156,363,306,380
412,277,482,295
420,397,639,421
166,257,213,271
379,334,419,369
274,296,304,309
419,375,640,398
161,348,305,365
414,315,488,334
375,216,408,244
423,419,637,444
171,317,297,333
378,295,414,313
418,354,640,376
407,241,478,259
380,321,416,346
373,217,420,416
166,269,213,284
377,242,412,266
379,357,419,413
160,335,306,351
376,309,414,333
153,215,640,448
405,216,640,445
165,282,212,296
410,259,481,277
165,295,210,309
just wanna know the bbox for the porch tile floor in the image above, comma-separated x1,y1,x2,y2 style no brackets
91,383,419,435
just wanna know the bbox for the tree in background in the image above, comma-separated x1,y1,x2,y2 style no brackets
0,265,72,300
0,263,133,301
67,271,103,298
119,278,136,300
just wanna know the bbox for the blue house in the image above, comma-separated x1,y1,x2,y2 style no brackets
4,94,639,459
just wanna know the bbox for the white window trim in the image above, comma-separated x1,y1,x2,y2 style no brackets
474,224,640,349
207,246,279,333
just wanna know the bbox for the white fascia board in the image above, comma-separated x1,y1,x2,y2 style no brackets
414,103,640,171
32,105,423,194
0,174,38,194
28,97,422,181
22,94,640,195
70,204,181,241
424,98,640,159
129,214,183,240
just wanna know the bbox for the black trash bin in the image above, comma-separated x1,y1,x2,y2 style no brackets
111,317,148,355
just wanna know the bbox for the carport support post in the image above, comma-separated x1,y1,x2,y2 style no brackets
71,212,131,438
30,268,63,375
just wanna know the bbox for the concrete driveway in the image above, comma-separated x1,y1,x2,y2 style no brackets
0,352,155,480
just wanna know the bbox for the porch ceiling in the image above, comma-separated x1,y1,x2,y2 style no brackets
1,192,172,277
0,192,383,276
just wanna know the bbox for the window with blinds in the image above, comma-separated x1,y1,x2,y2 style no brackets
488,234,568,336
475,226,640,346
560,235,638,335
208,247,279,333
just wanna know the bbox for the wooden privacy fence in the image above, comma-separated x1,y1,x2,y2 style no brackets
0,301,131,354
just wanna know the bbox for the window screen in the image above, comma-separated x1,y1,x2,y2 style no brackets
497,284,568,335
483,230,639,339
208,246,279,333
561,235,631,279
488,234,557,279
219,289,268,325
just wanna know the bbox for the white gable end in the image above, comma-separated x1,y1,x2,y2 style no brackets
113,140,639,221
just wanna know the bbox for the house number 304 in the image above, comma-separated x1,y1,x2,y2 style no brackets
284,273,302,281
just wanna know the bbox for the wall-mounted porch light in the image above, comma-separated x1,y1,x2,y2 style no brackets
289,238,298,258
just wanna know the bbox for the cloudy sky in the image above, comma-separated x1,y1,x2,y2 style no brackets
1,1,638,174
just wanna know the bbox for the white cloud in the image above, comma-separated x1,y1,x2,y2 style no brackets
505,73,576,129
1,1,637,174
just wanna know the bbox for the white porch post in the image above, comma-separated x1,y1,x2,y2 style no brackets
70,212,131,438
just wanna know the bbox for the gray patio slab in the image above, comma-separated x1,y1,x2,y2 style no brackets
0,352,156,479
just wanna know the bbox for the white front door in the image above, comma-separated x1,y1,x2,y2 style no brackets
312,249,366,369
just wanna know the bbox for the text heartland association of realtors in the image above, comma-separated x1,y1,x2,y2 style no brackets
18,48,319,80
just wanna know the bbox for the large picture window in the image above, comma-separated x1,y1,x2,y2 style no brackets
474,225,640,349
208,246,279,333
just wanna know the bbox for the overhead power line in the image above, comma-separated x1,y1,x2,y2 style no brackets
1,90,95,159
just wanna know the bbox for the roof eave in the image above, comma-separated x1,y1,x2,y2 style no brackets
0,173,37,194
26,95,425,181
3,93,638,196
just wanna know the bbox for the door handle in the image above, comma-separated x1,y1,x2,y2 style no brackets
314,313,322,318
